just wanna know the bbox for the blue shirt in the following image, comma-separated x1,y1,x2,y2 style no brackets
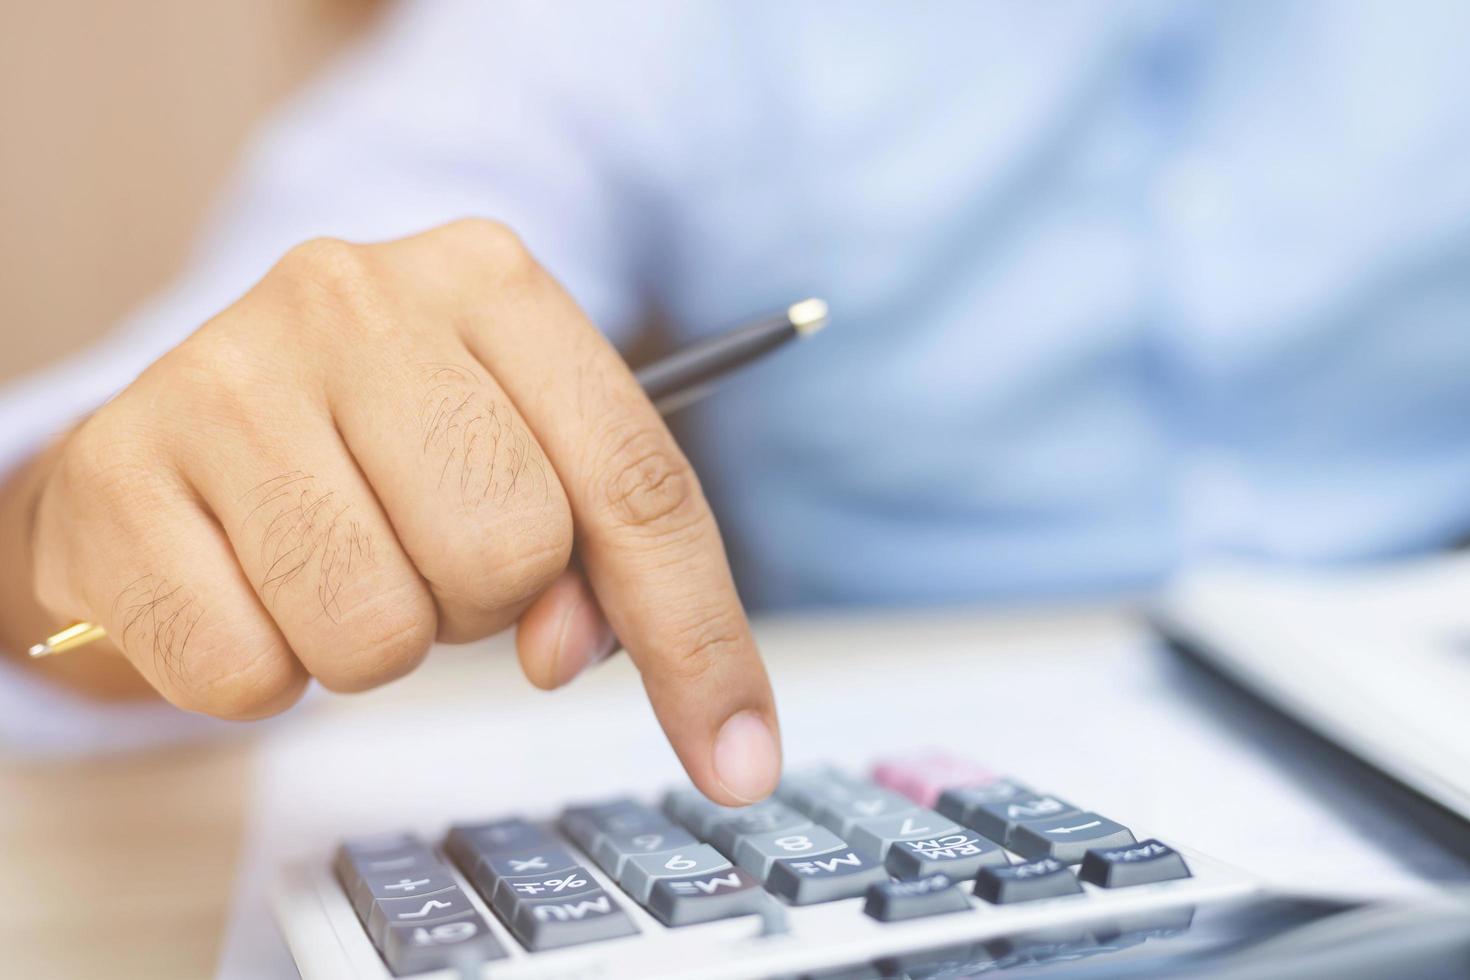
7,0,1470,612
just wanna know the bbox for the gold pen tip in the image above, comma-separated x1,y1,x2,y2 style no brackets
28,642,52,659
787,298,829,336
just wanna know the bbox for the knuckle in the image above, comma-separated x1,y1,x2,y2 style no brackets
662,612,747,686
431,511,573,615
177,633,304,720
270,237,385,333
431,219,541,292
319,587,435,693
55,413,170,510
593,425,703,535
277,236,372,284
439,218,528,263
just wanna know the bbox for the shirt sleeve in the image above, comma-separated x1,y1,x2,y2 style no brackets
0,0,652,754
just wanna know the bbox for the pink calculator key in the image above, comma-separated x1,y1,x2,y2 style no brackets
871,752,997,807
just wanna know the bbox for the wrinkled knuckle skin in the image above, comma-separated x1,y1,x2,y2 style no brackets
317,597,434,693
596,426,702,534
429,523,571,630
497,520,574,604
176,635,304,720
665,616,746,686
54,414,173,518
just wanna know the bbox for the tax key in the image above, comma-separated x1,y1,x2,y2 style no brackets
863,873,971,922
1078,839,1191,888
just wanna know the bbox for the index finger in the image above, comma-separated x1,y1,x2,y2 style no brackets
412,222,782,804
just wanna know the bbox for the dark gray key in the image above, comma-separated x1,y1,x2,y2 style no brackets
934,779,1033,825
661,789,746,838
337,835,439,882
845,808,960,861
646,867,768,926
592,824,698,877
1009,812,1135,864
619,844,732,903
560,799,666,851
775,767,868,818
479,845,579,882
1078,838,1191,888
732,824,845,878
973,856,1084,904
765,848,887,905
367,886,478,945
491,865,599,919
352,867,460,920
511,889,638,951
963,794,1080,844
443,819,554,874
814,788,917,836
863,873,971,922
381,912,506,977
707,801,811,854
457,839,577,901
885,827,1008,881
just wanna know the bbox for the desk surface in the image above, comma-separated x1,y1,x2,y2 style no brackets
2,603,1462,979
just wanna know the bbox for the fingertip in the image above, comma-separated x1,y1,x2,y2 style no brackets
709,708,782,804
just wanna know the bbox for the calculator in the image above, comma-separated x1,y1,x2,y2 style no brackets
270,752,1291,978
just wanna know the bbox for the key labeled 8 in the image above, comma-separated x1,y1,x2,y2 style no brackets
775,835,816,852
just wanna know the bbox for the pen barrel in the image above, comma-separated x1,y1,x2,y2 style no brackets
634,315,796,404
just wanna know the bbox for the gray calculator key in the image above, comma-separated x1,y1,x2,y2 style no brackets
863,873,972,922
1009,812,1136,864
661,789,746,838
381,912,506,976
480,845,578,882
934,779,1033,825
620,844,732,903
885,828,1009,881
367,886,477,945
775,767,867,817
1078,839,1191,888
733,825,846,878
646,867,768,926
353,867,460,919
708,801,811,854
973,856,1084,904
765,848,888,905
846,808,960,861
337,836,438,881
444,819,553,872
592,824,699,877
560,799,665,851
815,788,919,837
491,865,600,918
511,889,638,951
964,794,1080,844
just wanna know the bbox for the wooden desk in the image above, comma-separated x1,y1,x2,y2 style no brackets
0,734,255,978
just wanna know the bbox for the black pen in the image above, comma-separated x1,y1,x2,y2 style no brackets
637,297,829,415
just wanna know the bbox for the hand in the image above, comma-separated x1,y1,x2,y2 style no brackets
20,221,781,803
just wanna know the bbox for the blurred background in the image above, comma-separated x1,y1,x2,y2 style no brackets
0,0,381,384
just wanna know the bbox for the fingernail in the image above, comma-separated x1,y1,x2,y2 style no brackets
713,709,781,804
552,595,617,687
